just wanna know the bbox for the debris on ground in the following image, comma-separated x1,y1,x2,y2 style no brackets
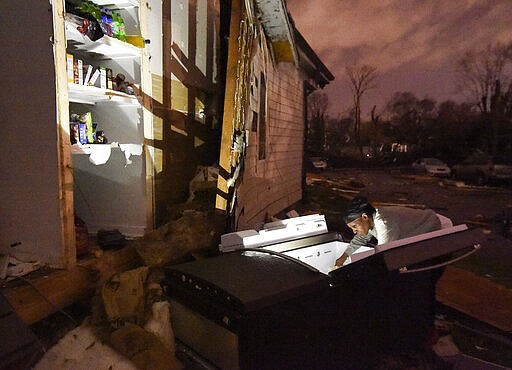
434,308,512,369
30,186,226,369
34,321,138,370
97,229,128,250
35,265,183,369
25,168,512,369
2,255,41,281
187,165,219,203
110,322,182,370
134,210,223,267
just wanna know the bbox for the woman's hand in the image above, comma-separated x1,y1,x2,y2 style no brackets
335,253,349,266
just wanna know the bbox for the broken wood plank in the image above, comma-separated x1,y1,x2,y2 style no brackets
54,0,76,270
3,267,95,326
436,265,512,332
215,0,241,211
1,245,141,325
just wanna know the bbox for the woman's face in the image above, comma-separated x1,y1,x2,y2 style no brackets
346,213,372,236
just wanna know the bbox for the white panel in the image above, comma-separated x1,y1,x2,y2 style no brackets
146,0,163,75
171,0,189,60
0,0,64,265
196,0,208,75
73,149,146,236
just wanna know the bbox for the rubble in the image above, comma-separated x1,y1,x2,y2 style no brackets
134,210,223,267
29,168,512,368
35,265,183,369
186,165,219,203
34,321,138,370
33,206,224,369
110,323,182,370
2,255,41,281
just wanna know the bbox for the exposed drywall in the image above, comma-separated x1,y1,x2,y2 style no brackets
0,0,68,266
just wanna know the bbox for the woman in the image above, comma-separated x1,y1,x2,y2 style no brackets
335,196,448,266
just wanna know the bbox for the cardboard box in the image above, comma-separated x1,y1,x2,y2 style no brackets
78,123,88,144
73,58,83,84
88,69,100,86
100,67,107,89
66,54,74,83
106,68,113,90
78,59,83,85
83,64,93,86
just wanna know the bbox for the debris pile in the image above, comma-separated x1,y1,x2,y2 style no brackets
36,266,183,370
34,206,225,369
134,209,223,267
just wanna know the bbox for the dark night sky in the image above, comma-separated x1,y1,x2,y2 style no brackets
285,0,512,117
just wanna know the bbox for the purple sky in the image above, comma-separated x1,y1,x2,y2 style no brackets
285,0,512,118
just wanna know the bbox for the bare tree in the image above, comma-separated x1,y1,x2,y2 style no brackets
346,64,378,156
306,92,329,155
385,91,437,150
456,42,512,155
456,42,512,113
308,91,329,120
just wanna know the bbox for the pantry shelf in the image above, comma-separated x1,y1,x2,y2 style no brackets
65,22,141,58
68,83,140,104
93,0,139,8
71,142,143,166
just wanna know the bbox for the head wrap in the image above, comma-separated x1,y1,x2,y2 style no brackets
344,196,376,223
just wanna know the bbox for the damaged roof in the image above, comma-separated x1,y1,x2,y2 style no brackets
253,0,334,89
253,0,298,63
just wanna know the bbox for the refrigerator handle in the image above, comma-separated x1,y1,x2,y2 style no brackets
398,244,481,274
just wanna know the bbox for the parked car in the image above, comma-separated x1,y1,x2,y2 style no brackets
309,157,328,171
411,157,451,177
451,152,512,185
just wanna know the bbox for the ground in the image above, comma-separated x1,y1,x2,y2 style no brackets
295,167,512,368
27,166,512,368
299,168,512,287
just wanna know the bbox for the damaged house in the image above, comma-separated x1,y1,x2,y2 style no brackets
215,0,333,230
0,0,332,366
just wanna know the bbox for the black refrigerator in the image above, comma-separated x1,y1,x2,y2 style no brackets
163,225,483,369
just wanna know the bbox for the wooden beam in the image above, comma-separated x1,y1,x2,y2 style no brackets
215,0,242,211
436,265,512,332
140,0,155,232
53,0,76,268
2,246,141,325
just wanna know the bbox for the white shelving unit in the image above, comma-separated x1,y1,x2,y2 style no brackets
66,0,150,237
68,83,140,104
1,0,152,268
66,23,142,58
94,0,139,7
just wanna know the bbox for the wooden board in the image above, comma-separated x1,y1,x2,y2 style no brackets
2,246,141,325
436,266,512,332
215,0,241,211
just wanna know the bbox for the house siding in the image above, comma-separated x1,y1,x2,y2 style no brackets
216,1,332,232
235,61,304,230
